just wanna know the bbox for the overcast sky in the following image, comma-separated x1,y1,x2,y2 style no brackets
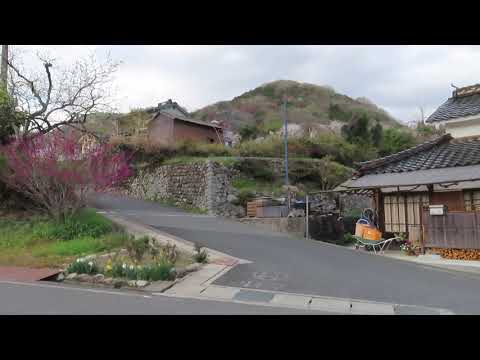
12,45,480,124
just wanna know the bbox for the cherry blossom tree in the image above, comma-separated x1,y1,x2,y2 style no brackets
0,131,132,221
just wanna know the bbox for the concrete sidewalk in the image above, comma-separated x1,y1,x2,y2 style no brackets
380,250,480,275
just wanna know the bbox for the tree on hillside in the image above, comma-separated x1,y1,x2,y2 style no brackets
341,114,371,144
379,128,416,157
370,120,383,147
317,156,354,190
5,49,120,139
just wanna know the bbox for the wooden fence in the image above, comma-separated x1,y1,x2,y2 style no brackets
423,210,480,249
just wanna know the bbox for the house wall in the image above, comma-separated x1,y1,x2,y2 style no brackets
382,189,480,248
434,115,480,138
147,114,174,145
173,119,223,144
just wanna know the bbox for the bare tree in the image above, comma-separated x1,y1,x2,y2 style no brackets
6,49,120,139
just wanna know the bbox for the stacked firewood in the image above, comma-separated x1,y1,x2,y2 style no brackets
429,248,480,260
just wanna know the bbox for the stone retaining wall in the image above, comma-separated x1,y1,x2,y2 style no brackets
126,161,244,217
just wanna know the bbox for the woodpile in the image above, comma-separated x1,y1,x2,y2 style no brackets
429,247,480,260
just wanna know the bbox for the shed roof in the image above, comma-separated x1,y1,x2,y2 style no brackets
154,109,222,129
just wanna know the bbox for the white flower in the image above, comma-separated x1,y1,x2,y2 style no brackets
122,263,127,269
76,259,81,263
88,261,93,267
129,265,134,270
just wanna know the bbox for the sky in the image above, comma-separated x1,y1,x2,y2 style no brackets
11,45,480,124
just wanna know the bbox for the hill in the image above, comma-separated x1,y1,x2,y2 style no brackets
191,80,404,137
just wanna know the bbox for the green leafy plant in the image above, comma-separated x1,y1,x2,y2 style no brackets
192,242,208,264
342,232,356,245
108,261,174,281
67,257,100,275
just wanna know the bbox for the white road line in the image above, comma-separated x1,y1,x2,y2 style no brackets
0,280,152,298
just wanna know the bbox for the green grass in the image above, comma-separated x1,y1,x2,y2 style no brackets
232,176,284,197
0,209,129,268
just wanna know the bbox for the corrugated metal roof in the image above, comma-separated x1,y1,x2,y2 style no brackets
154,109,222,129
339,164,480,189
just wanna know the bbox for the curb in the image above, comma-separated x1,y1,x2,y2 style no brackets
98,209,455,315
98,210,249,266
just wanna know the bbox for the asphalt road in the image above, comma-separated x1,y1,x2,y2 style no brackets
0,281,323,315
92,193,480,314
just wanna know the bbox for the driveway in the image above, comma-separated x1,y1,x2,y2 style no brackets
92,193,480,314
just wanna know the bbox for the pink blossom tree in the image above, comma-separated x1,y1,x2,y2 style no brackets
0,131,132,221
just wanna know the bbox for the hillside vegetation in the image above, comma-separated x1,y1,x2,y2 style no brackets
192,80,401,136
82,79,444,196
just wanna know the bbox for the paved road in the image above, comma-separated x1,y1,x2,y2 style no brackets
0,281,323,315
92,193,480,314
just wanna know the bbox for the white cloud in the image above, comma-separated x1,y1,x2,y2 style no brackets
8,45,480,122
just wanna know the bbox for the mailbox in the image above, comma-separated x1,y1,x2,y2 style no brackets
429,204,446,216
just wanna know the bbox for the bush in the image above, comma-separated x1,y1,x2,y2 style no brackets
233,159,275,181
234,189,256,208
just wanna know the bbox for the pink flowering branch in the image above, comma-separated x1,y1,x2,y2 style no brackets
0,131,133,221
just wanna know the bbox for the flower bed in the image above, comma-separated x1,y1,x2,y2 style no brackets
59,237,209,289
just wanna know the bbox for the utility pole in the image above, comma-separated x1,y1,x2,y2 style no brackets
282,97,290,210
1,45,8,91
283,98,289,186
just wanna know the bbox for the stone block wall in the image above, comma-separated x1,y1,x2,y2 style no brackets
126,161,243,216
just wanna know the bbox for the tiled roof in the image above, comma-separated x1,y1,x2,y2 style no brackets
426,92,480,123
357,134,480,175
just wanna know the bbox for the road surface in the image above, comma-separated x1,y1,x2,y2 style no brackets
0,281,324,315
92,193,480,314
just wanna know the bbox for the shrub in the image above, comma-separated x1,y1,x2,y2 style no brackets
233,159,275,181
234,189,256,208
67,258,100,275
192,242,208,264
